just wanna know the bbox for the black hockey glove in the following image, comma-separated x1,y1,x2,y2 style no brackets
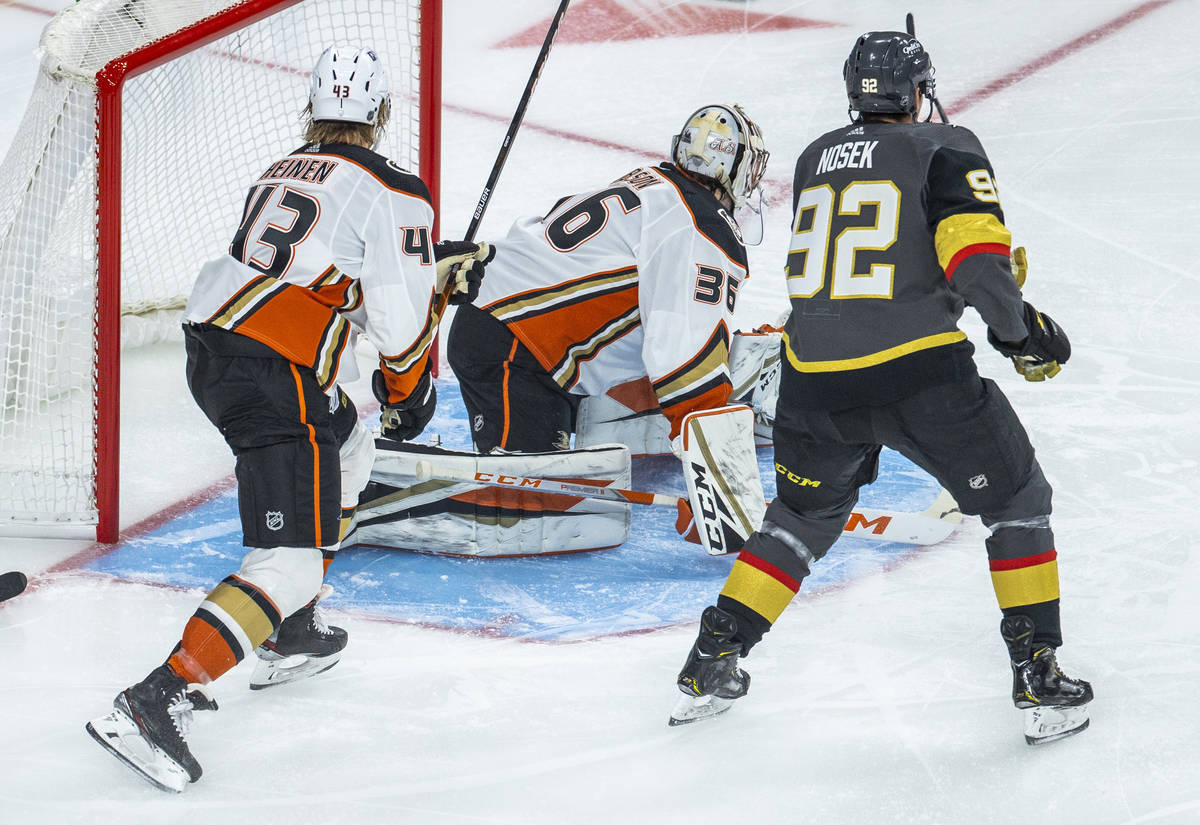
987,301,1071,382
434,240,495,306
373,365,436,442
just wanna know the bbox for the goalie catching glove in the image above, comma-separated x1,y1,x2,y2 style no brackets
373,365,436,442
987,301,1071,382
434,240,494,306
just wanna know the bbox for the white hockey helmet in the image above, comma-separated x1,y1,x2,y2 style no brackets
309,45,390,125
670,104,769,209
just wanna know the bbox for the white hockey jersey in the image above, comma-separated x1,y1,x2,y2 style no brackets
183,142,438,403
474,164,748,437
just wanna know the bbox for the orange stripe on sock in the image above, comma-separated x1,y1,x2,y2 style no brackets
289,363,321,543
170,614,239,684
499,338,519,450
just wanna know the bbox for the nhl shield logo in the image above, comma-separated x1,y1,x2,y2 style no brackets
968,474,988,490
265,510,285,531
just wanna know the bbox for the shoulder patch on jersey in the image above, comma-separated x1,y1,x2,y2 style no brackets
297,142,432,204
655,164,748,269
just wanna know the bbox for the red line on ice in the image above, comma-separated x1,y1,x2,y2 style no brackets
946,0,1175,117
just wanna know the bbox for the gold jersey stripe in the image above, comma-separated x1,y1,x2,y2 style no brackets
782,329,967,373
489,267,638,321
654,335,729,401
720,560,797,624
990,559,1060,609
207,277,278,327
934,212,1011,273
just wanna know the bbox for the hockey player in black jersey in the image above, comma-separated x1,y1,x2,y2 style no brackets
670,31,1092,744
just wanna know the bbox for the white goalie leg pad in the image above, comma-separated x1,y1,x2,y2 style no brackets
350,442,633,557
729,328,782,442
576,380,673,457
234,545,324,621
681,405,766,556
339,420,376,510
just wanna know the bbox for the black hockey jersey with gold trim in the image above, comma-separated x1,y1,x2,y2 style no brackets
782,121,1028,409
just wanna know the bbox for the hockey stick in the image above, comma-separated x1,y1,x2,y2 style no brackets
431,0,572,371
905,12,950,123
463,0,572,244
414,461,962,546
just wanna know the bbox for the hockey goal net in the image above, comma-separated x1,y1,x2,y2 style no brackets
0,0,441,541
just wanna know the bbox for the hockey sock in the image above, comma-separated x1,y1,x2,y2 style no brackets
715,550,801,653
166,575,282,684
987,548,1062,648
715,595,772,654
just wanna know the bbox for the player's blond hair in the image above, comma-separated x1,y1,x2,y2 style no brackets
301,98,391,149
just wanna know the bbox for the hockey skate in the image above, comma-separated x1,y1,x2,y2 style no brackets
250,584,347,690
669,605,751,726
1001,615,1093,745
86,664,217,793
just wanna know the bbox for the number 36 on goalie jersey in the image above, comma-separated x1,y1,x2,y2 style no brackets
472,163,749,436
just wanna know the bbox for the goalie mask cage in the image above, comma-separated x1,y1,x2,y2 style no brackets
0,0,441,542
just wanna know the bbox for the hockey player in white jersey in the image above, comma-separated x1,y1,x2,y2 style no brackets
447,103,768,455
86,45,491,793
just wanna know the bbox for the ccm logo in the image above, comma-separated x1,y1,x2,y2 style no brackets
473,472,542,488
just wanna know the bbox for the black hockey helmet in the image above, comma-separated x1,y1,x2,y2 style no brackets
844,31,934,118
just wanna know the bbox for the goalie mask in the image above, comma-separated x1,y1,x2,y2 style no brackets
309,45,390,127
844,31,938,120
670,104,769,211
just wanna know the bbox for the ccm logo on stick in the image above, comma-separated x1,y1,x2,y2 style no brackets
473,472,542,488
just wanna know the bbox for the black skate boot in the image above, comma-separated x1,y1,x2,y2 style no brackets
86,664,218,793
250,584,347,690
1001,615,1093,745
668,605,750,726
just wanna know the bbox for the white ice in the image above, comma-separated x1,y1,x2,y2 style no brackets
2,1,1200,823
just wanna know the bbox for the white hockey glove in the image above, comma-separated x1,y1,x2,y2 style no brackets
434,240,494,305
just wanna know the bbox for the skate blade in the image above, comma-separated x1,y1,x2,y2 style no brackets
1024,704,1090,745
85,712,190,793
249,651,341,691
668,692,737,727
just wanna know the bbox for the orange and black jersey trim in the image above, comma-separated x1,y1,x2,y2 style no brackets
483,266,641,390
203,264,367,392
376,288,440,403
651,324,732,429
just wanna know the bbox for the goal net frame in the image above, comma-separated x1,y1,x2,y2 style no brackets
0,0,442,543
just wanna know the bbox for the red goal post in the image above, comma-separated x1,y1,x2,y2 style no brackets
0,0,442,542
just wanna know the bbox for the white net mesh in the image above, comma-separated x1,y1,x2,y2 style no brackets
0,0,429,529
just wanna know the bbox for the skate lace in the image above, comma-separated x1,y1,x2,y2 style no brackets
166,693,197,738
311,583,336,636
166,685,217,738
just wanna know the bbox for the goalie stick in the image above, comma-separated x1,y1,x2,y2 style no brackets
414,461,961,548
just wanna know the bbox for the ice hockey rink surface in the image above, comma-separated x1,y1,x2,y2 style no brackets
2,1,1199,822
